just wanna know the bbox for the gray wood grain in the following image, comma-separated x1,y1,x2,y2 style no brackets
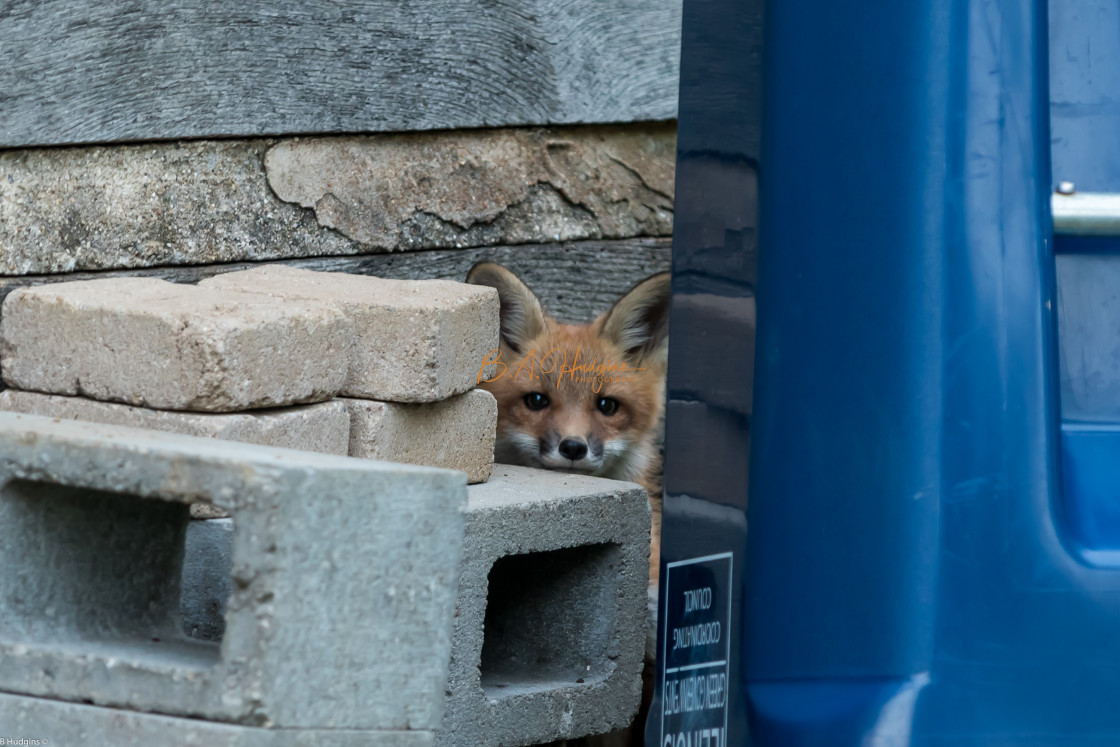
0,238,671,324
0,0,681,148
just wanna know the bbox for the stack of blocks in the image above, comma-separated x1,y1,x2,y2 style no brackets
0,266,502,502
0,266,653,744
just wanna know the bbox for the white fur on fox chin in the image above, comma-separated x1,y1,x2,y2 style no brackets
496,431,651,484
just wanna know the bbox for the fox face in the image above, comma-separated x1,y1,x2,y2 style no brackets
466,262,670,489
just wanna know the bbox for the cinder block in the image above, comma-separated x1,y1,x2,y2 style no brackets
0,390,350,455
439,465,651,746
0,277,351,411
0,412,466,733
345,389,497,484
200,266,499,403
0,691,432,746
168,462,652,743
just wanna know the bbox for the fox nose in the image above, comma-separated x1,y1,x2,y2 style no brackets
559,438,588,461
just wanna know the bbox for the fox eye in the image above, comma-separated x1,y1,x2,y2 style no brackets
524,392,550,411
596,397,620,416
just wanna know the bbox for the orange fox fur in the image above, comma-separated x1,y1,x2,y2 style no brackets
466,262,670,585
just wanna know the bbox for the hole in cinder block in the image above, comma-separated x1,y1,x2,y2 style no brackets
179,516,234,642
0,479,223,669
480,543,620,698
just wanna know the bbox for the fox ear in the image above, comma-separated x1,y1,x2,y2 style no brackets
598,272,671,366
466,262,546,354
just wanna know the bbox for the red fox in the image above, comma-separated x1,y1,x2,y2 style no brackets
468,262,669,746
466,262,670,589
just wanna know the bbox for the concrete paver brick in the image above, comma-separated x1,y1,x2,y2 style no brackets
0,390,350,455
0,277,351,411
345,389,496,484
200,266,499,403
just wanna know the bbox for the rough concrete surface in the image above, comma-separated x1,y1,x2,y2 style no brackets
345,389,496,484
201,266,499,403
439,465,650,746
0,412,466,730
0,390,350,455
191,502,230,519
0,277,351,411
0,690,434,746
0,139,353,274
266,124,675,251
0,125,674,275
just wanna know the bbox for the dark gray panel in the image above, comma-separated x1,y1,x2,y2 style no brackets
0,237,672,324
0,0,681,147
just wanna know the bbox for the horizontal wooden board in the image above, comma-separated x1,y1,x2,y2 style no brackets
0,0,681,148
0,237,672,324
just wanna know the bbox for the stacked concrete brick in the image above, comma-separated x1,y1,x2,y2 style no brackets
199,266,500,483
0,267,500,485
0,267,654,743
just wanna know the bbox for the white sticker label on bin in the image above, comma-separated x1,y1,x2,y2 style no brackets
660,552,733,747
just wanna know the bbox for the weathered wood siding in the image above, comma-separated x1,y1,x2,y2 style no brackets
0,0,681,148
0,238,672,324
